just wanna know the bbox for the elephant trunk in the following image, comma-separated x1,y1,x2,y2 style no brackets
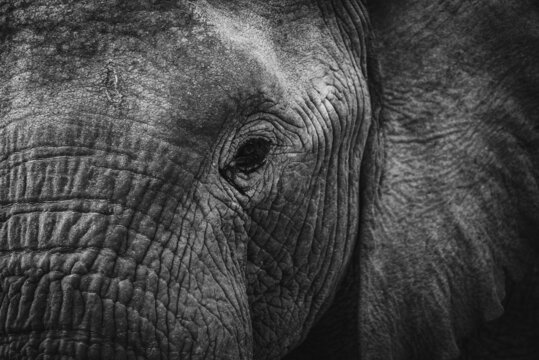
0,115,253,359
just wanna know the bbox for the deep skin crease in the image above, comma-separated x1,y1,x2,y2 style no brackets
1,0,539,360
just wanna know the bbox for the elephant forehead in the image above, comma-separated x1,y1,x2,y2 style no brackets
1,1,335,141
0,5,228,149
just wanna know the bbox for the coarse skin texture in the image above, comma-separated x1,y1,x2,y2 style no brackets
0,0,373,359
0,0,538,360
354,1,539,360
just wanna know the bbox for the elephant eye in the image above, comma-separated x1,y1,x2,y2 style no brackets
229,138,272,174
220,136,274,193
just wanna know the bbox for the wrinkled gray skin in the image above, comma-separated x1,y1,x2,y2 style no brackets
1,0,538,359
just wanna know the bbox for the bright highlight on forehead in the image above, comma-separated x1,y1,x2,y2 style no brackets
193,2,290,91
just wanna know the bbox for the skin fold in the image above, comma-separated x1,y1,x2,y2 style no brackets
0,0,537,359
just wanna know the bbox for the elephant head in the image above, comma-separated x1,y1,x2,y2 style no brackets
0,0,377,359
1,0,538,359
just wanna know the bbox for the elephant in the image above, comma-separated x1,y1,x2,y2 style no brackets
1,0,538,359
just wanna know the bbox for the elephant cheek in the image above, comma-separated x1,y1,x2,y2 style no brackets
0,211,253,359
0,128,253,359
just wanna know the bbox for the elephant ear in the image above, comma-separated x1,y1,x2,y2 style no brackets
361,1,539,359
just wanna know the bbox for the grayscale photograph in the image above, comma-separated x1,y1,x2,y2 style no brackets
0,0,538,359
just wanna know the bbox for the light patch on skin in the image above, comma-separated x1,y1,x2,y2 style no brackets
193,1,353,137
193,1,337,94
195,2,292,92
